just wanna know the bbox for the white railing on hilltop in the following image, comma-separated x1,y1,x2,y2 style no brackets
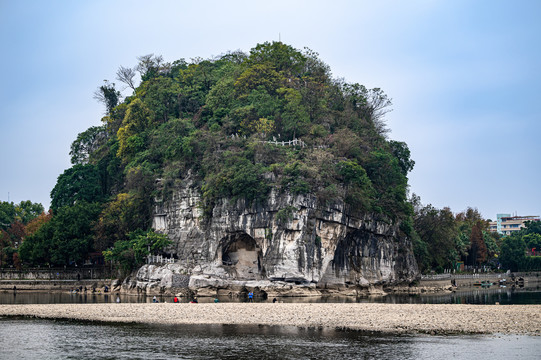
228,134,307,148
147,255,175,265
262,138,306,148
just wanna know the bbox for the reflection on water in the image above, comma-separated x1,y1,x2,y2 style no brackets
0,318,539,360
1,286,541,305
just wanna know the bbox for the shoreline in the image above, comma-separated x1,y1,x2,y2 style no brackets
1,303,540,336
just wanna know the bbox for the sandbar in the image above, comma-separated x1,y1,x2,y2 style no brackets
1,303,540,335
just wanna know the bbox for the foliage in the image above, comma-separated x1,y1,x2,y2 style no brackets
19,202,101,266
93,192,152,252
468,221,487,266
0,200,44,230
24,210,53,237
94,80,121,114
103,229,171,272
29,41,415,269
70,126,107,165
499,235,527,272
412,203,458,271
275,206,297,225
50,164,106,211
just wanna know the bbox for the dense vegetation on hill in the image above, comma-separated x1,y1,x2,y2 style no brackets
1,42,538,274
15,42,415,270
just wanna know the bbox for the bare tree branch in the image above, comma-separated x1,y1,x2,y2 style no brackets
116,66,137,92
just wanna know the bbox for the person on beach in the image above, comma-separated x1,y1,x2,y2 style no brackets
214,298,219,303
174,296,179,303
152,296,158,303
272,298,277,303
190,298,198,303
248,291,253,302
116,296,120,303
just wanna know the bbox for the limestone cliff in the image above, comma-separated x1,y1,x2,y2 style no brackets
126,175,418,297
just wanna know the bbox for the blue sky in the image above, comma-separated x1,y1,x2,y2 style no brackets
1,0,539,220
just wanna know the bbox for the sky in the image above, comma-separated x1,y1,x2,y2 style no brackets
0,0,539,220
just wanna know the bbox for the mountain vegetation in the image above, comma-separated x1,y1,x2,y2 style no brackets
14,42,415,271
10,41,536,275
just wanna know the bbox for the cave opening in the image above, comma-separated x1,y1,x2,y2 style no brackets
220,232,263,280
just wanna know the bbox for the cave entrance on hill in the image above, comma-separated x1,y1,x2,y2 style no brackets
220,232,263,280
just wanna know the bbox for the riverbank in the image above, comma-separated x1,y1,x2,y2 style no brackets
1,303,539,335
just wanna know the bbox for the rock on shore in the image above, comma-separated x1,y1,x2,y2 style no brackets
1,303,539,335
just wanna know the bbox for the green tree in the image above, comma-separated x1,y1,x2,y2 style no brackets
278,87,309,138
0,201,16,230
50,164,105,211
93,80,121,114
19,202,101,266
117,98,153,163
94,192,151,251
413,204,458,272
103,229,170,272
69,126,107,165
499,235,526,272
389,140,415,175
247,41,306,75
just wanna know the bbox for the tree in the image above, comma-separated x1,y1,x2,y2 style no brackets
235,63,283,96
0,201,16,230
389,140,415,175
103,229,171,272
50,164,105,211
69,126,107,165
116,65,138,92
25,210,53,237
413,203,458,272
19,202,101,266
140,77,181,123
13,201,44,224
247,41,306,75
93,80,121,114
93,192,152,251
468,221,487,266
1,200,44,230
116,98,152,163
342,84,392,136
136,54,167,81
278,87,309,138
499,235,526,272
523,233,541,253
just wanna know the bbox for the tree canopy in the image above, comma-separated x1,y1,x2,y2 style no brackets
18,41,417,269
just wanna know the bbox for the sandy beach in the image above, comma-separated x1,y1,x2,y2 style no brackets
1,303,540,335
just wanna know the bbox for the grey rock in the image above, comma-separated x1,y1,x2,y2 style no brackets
128,177,419,296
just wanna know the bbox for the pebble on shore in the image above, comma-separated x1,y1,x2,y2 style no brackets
0,303,540,335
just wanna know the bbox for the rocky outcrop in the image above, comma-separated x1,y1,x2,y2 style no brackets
127,176,418,296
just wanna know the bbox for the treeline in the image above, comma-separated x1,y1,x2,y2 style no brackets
4,42,538,276
498,221,541,271
0,200,46,268
411,195,541,273
12,42,415,272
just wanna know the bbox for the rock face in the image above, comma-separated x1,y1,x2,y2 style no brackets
128,177,418,297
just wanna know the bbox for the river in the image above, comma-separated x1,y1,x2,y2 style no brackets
0,318,539,360
1,285,540,305
1,287,540,359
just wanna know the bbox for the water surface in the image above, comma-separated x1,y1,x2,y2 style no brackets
0,318,538,360
1,285,540,305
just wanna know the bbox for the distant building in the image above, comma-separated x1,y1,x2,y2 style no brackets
489,214,540,235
